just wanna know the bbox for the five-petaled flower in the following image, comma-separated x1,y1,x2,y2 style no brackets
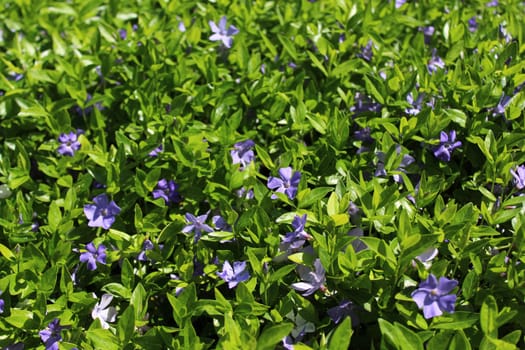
267,167,301,200
209,16,239,48
57,130,82,156
427,48,445,74
152,179,182,205
291,259,326,296
92,293,118,329
182,212,214,242
84,194,121,229
281,214,311,252
39,318,63,350
411,274,458,319
433,130,462,162
217,260,250,288
80,242,107,271
231,140,255,169
510,165,525,190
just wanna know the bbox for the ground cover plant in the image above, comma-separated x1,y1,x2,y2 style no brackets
0,0,525,348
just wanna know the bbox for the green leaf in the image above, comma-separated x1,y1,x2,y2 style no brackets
328,317,353,350
298,187,332,209
256,323,294,350
117,305,135,345
480,295,498,337
86,329,120,350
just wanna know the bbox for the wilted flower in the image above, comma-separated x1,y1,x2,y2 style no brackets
57,131,82,156
280,214,311,252
432,131,462,162
152,179,182,205
328,300,359,326
39,318,63,350
137,239,154,261
217,260,250,288
510,165,525,190
291,259,326,296
182,213,214,242
92,294,117,329
411,274,457,319
428,49,445,74
84,194,121,229
267,167,301,200
209,16,239,48
79,242,107,271
231,140,255,169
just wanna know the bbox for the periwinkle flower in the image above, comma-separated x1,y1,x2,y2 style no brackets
405,92,425,115
281,214,311,252
486,0,498,6
217,260,250,288
0,290,4,314
231,140,255,169
39,318,63,350
432,131,462,162
413,247,439,269
137,239,154,261
357,40,373,61
148,145,163,157
411,274,458,319
428,49,445,74
152,179,182,205
395,0,407,8
212,215,232,232
468,16,478,32
236,186,254,200
350,92,382,116
291,259,326,296
328,300,359,326
491,93,511,116
84,194,121,229
92,294,117,329
420,26,435,45
79,242,107,271
178,21,186,32
182,213,214,242
209,16,239,48
57,131,82,156
118,28,127,40
267,167,301,200
510,165,525,190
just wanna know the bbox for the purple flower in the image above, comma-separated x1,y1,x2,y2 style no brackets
231,140,255,169
236,186,254,200
137,239,154,261
486,0,498,6
212,215,232,232
149,145,163,157
291,259,326,296
39,318,63,350
4,343,25,350
182,213,214,242
80,242,107,271
405,92,425,115
328,300,359,326
428,49,445,74
468,16,478,32
350,92,382,116
84,194,121,229
57,131,81,156
420,26,435,45
491,93,512,116
411,274,458,319
119,29,127,40
510,165,525,190
92,294,117,329
357,40,373,61
413,247,439,268
152,179,182,205
178,21,186,32
432,131,462,162
209,16,239,48
217,260,250,288
267,167,301,200
0,290,4,314
395,0,407,8
281,214,311,252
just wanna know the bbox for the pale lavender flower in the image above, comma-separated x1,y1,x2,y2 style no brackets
486,0,498,6
281,214,311,252
468,16,478,32
231,140,255,169
420,26,435,45
39,318,63,350
405,92,425,115
57,131,81,156
510,165,525,190
0,290,4,314
491,93,511,116
395,0,407,8
413,247,439,269
327,300,359,326
499,25,512,43
267,167,301,200
149,145,163,157
428,49,445,74
209,16,239,48
182,213,213,242
84,194,121,229
236,187,254,200
92,294,117,329
433,131,462,162
212,215,232,232
217,260,250,288
152,179,182,205
80,242,107,271
137,239,154,261
357,40,373,61
291,259,326,296
178,21,186,32
411,274,457,319
119,29,127,40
